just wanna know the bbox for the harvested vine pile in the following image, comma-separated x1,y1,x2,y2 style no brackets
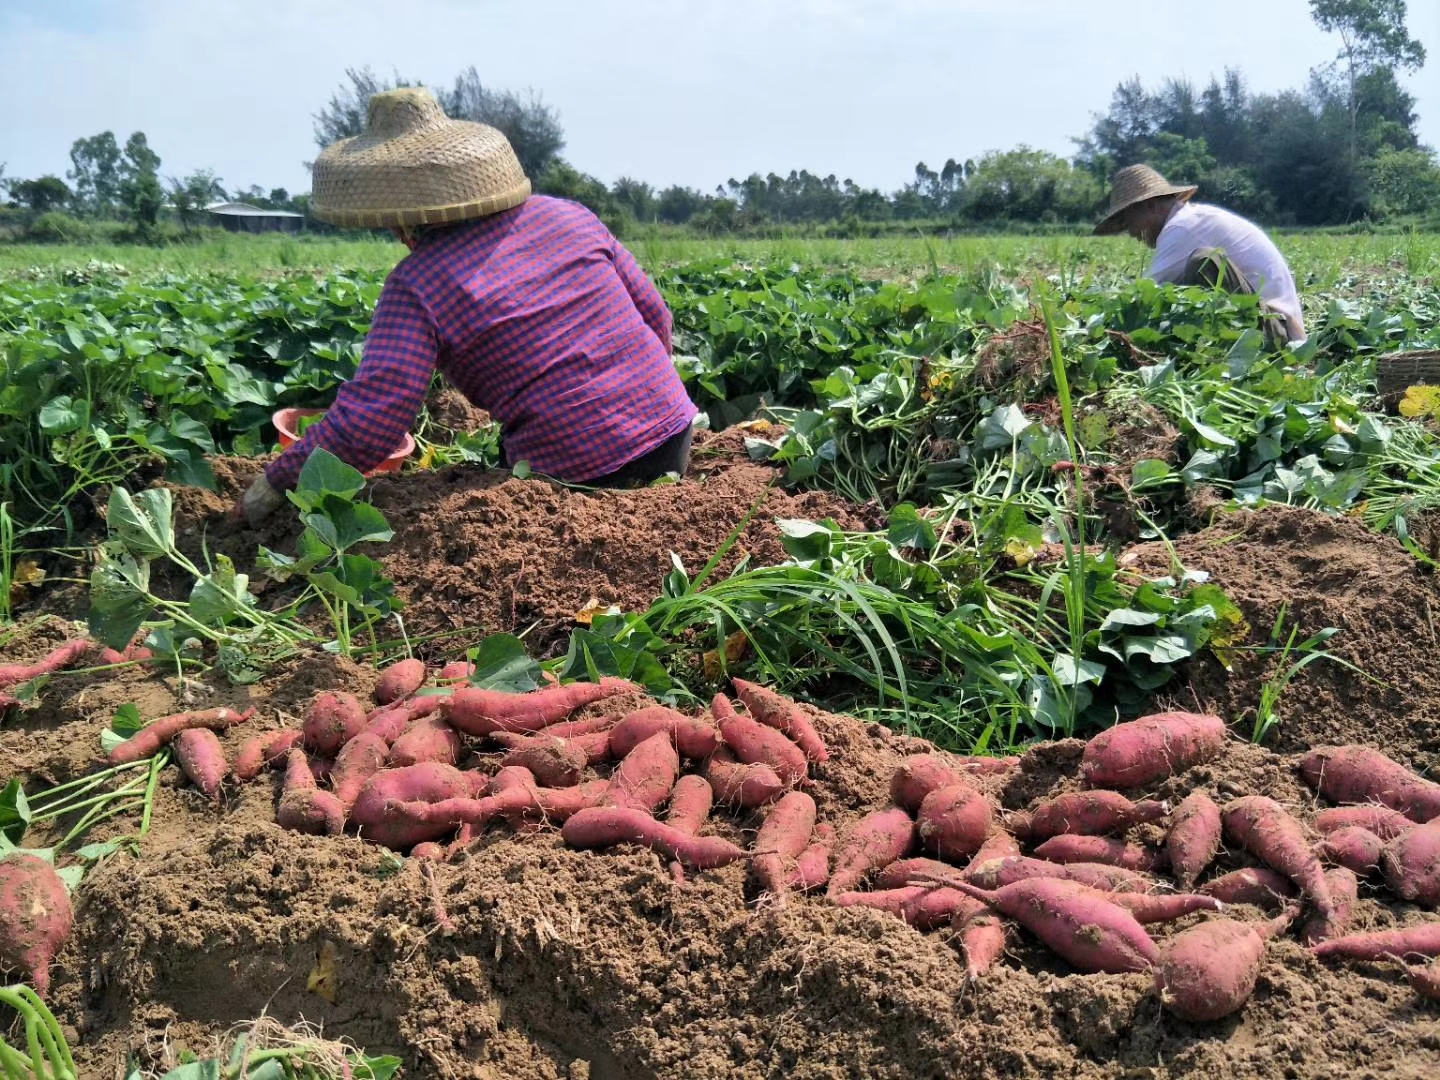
0,634,1432,1080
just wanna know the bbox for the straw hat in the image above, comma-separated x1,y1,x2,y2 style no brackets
1093,164,1198,235
311,87,531,228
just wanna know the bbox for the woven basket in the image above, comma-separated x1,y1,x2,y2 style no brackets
1376,349,1440,411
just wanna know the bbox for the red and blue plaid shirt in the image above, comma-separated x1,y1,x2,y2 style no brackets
265,195,696,490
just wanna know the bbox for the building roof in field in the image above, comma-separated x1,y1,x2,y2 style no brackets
205,201,305,218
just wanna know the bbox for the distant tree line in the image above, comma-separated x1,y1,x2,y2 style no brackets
3,0,1435,240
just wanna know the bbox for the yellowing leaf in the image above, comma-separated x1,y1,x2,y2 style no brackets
1004,536,1039,567
307,939,339,1004
1399,385,1440,419
417,444,437,470
7,560,45,606
573,597,618,626
703,630,750,680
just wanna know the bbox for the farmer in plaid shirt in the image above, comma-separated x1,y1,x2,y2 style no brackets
235,88,697,525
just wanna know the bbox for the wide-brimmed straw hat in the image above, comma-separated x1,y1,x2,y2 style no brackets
1093,164,1198,235
311,87,531,228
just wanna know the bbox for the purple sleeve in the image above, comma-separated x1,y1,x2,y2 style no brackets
264,276,437,490
612,239,673,355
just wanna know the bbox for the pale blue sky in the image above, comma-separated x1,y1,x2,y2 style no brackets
2,0,1437,197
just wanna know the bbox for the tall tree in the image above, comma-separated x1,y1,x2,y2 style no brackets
118,132,163,232
9,176,72,213
67,131,123,216
168,169,227,229
1309,0,1427,162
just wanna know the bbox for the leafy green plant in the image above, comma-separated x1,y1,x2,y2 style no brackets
1245,603,1368,744
257,449,402,656
0,982,76,1080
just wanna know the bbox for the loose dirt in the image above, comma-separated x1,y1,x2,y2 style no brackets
5,463,1440,1079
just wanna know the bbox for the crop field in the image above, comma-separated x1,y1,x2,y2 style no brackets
0,232,1439,1079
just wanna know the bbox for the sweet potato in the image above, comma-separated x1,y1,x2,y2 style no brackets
1299,745,1440,823
1080,711,1226,789
562,806,744,869
1155,912,1291,1021
1380,820,1440,906
1032,835,1165,873
363,696,438,745
1166,791,1223,889
438,660,474,683
0,638,91,688
877,856,959,890
233,728,304,782
604,731,679,812
1319,826,1384,877
949,877,1160,974
972,831,1021,863
753,791,817,895
608,706,719,760
410,842,446,862
1223,795,1334,914
1107,891,1224,924
302,692,367,756
174,728,227,799
495,736,586,787
1397,956,1440,1001
782,822,834,893
1301,867,1359,945
534,714,623,739
713,694,807,786
0,853,73,995
666,775,714,835
703,747,787,808
965,854,1153,893
731,678,829,763
832,885,928,920
833,886,985,932
275,749,344,836
375,657,426,704
1313,805,1418,841
444,677,638,736
953,755,1022,777
331,732,389,810
1019,791,1169,841
1199,867,1298,909
1311,923,1440,961
826,806,915,897
387,715,460,768
348,762,472,849
961,916,1008,982
890,754,964,813
916,783,992,861
107,706,256,765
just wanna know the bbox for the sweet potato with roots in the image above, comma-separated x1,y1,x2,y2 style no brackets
1397,956,1440,1001
497,736,588,787
826,806,915,897
753,791,817,895
331,733,389,811
1108,892,1224,924
1301,867,1359,945
348,762,472,849
562,806,744,869
953,755,1021,777
1033,835,1165,873
966,855,1153,893
890,754,965,813
703,747,786,808
1167,791,1223,889
1079,711,1226,790
972,831,1021,863
107,706,256,765
233,729,304,782
783,823,834,892
0,638,91,689
731,678,829,763
961,916,1008,982
1017,791,1169,842
608,706,719,760
713,694,807,786
0,853,73,995
1313,805,1418,841
1156,909,1295,1021
1380,820,1440,906
664,775,714,883
363,695,439,745
1311,923,1440,961
604,731,679,813
1223,795,1335,914
375,658,426,704
1319,826,1384,877
275,749,345,836
833,886,986,932
444,677,639,736
877,856,960,890
534,714,623,739
302,692,367,756
948,877,1160,974
1300,745,1440,823
916,783,992,861
174,728,227,799
1200,867,1298,909
438,660,474,683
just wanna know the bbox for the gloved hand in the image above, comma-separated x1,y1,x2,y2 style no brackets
230,474,286,527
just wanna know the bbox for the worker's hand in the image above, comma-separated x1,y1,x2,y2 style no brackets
231,474,286,527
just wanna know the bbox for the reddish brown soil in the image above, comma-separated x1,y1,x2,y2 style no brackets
5,473,1440,1078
